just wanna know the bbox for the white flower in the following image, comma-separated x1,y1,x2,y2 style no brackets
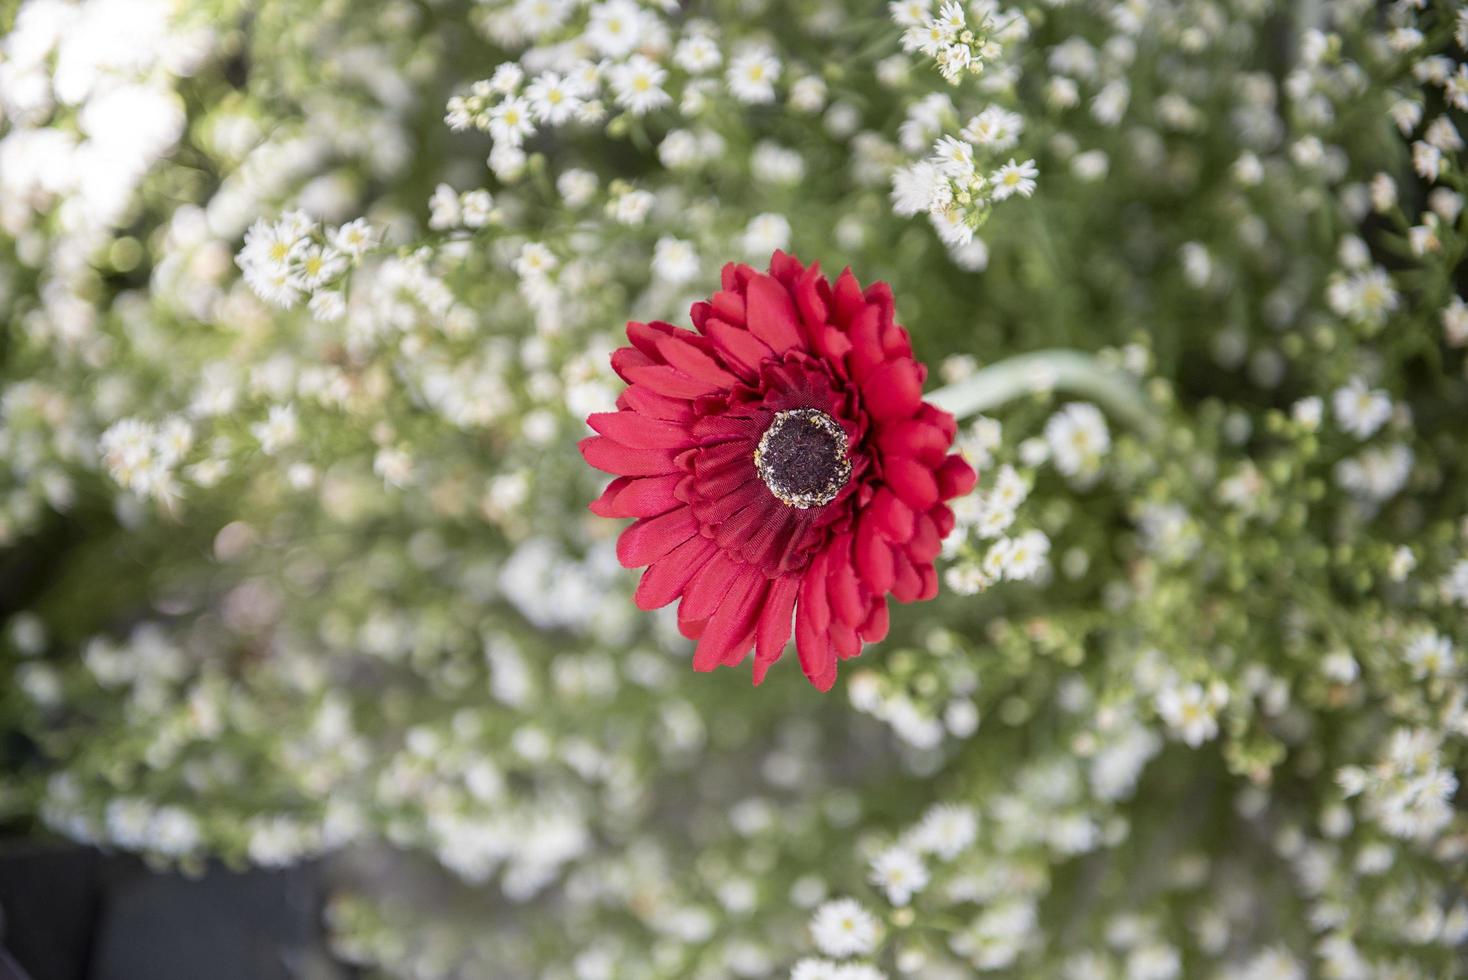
674,33,722,73
890,161,946,217
990,158,1038,200
742,213,791,257
1292,396,1323,430
331,218,376,256
1155,680,1227,747
809,898,881,958
831,965,886,980
308,290,346,322
904,19,954,57
1443,559,1468,606
889,0,932,28
149,807,201,856
1331,378,1391,440
493,146,528,181
251,404,299,456
727,47,780,103
609,188,655,225
374,447,414,488
930,207,973,247
790,76,827,112
428,183,461,230
1404,631,1455,681
1044,403,1110,482
962,106,1023,150
659,129,703,170
461,189,496,228
514,242,558,278
910,803,977,860
652,236,699,284
1441,296,1468,347
931,135,974,178
1002,529,1050,580
243,265,302,308
488,63,524,95
240,216,307,274
751,141,805,185
557,168,598,208
291,244,345,290
526,71,582,124
489,96,535,146
609,55,671,116
1387,546,1416,582
1413,140,1442,181
1425,115,1464,152
1328,267,1398,326
586,0,647,57
868,846,928,906
791,959,839,980
1446,63,1468,111
1334,443,1413,503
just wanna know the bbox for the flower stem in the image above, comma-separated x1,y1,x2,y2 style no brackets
927,348,1160,436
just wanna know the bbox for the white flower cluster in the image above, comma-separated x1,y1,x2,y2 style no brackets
446,11,788,181
98,416,194,505
897,0,1001,85
237,211,374,315
1338,728,1458,843
886,1,1035,252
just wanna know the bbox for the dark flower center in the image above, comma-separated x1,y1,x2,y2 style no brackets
754,409,851,509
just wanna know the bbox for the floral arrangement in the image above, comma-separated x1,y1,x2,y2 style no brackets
1,0,1466,977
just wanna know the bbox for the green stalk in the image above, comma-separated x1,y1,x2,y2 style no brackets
926,348,1161,436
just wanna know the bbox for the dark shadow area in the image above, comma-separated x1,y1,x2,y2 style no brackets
0,843,348,980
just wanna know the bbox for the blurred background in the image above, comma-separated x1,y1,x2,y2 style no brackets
1,0,1466,977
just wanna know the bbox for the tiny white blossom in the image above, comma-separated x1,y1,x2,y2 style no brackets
609,55,671,116
1331,378,1391,440
990,159,1038,200
910,803,978,860
742,213,791,257
489,96,535,147
652,236,699,284
868,846,928,906
251,404,299,456
810,898,881,958
727,47,781,104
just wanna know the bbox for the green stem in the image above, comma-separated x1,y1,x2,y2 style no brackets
926,348,1161,436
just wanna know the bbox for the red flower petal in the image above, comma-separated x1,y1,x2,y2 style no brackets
862,359,924,422
587,412,693,450
752,576,800,684
621,385,694,422
869,488,915,541
692,571,765,671
635,535,717,610
855,516,896,593
885,455,940,511
795,592,837,691
937,454,978,498
877,419,950,464
605,474,684,518
677,552,743,622
655,334,741,388
616,507,698,568
579,436,680,477
744,274,804,353
704,318,772,377
624,364,724,400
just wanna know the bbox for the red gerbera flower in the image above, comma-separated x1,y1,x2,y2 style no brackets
581,251,976,691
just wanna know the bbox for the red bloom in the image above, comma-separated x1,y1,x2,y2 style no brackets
581,252,976,690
